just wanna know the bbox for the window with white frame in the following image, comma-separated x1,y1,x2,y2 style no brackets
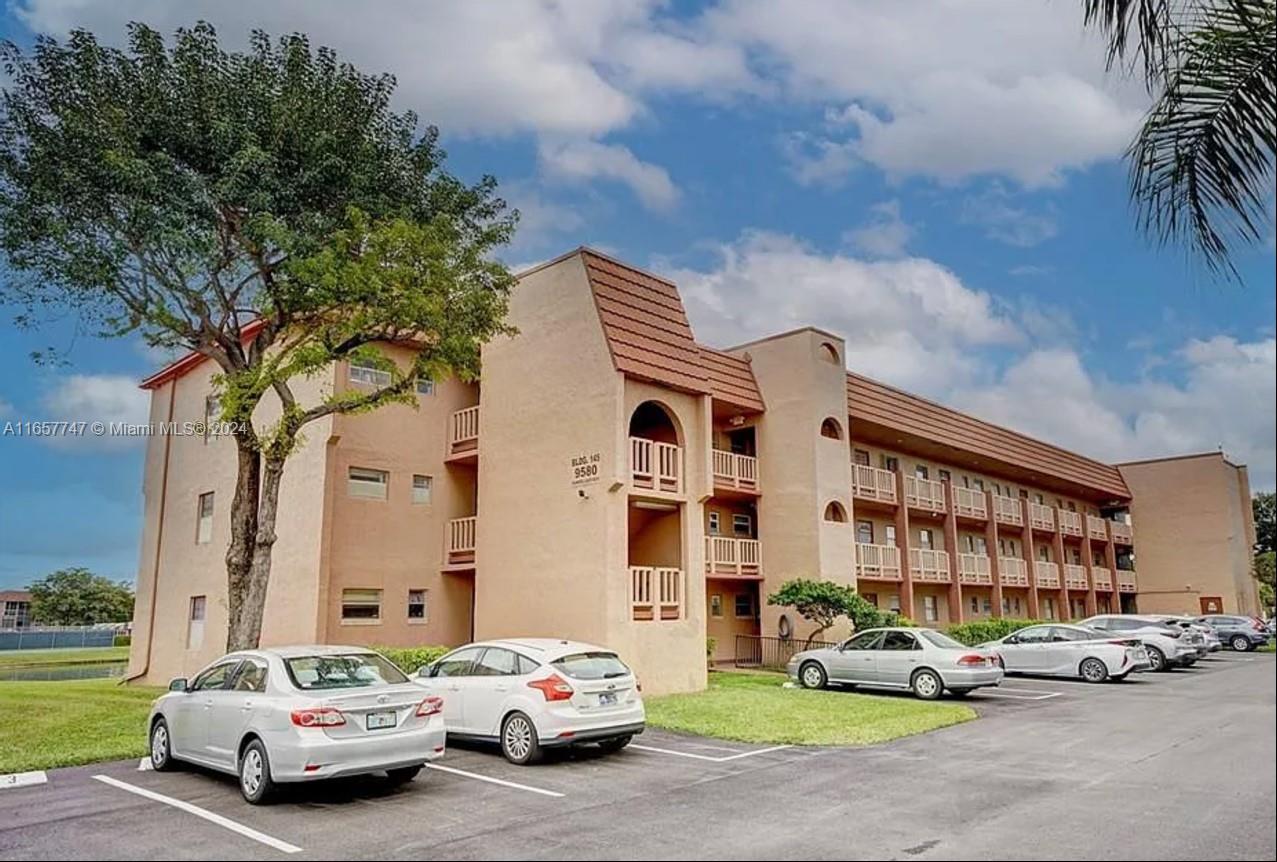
415,377,435,397
341,588,382,622
914,464,929,479
918,528,934,549
923,595,938,622
407,589,427,621
708,512,720,535
187,595,206,649
411,474,433,505
731,513,752,537
348,356,392,387
887,594,901,613
196,492,214,544
348,467,389,500
884,524,897,546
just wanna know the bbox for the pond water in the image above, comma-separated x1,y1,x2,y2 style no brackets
0,662,126,682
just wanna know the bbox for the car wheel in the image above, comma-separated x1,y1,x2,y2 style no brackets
1079,657,1109,683
597,735,632,754
386,766,421,786
1230,635,1252,652
501,712,542,765
1145,645,1167,672
149,718,176,772
238,740,276,805
911,669,943,701
798,661,827,690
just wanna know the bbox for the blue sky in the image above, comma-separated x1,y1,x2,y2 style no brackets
1,1,1273,589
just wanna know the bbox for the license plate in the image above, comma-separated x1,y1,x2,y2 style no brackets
598,692,618,707
366,710,397,730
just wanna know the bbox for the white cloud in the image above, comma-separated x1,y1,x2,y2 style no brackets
843,199,914,258
961,185,1059,247
40,374,150,449
538,140,680,211
780,130,860,188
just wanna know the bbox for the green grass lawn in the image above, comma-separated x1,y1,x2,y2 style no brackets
645,670,975,746
1258,641,1275,653
0,646,130,669
0,679,162,773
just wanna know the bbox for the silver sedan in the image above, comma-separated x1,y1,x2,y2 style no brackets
786,627,1003,700
147,646,447,803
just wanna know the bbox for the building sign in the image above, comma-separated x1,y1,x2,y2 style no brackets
571,452,602,487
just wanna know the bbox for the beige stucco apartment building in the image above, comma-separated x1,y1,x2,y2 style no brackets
125,248,1255,693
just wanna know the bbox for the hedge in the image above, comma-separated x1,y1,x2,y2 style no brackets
113,634,132,647
374,645,451,674
946,618,1054,646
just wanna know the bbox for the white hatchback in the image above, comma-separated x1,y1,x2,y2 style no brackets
413,639,645,764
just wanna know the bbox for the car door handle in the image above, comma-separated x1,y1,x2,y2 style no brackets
240,700,253,711
493,684,510,693
447,684,461,691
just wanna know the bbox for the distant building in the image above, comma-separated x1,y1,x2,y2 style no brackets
0,590,33,629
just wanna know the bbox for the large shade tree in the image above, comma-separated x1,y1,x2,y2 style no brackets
0,23,517,650
1082,0,1276,279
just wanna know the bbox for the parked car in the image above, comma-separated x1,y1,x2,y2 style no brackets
979,624,1151,682
1193,614,1273,652
1076,615,1200,671
414,639,644,765
148,646,446,803
786,627,1003,700
1153,615,1221,653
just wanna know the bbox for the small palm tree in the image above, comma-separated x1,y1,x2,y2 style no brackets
1084,0,1275,279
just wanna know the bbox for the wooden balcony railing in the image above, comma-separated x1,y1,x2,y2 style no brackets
904,476,946,514
911,548,952,583
999,557,1029,587
1111,521,1133,545
704,536,762,577
993,494,1023,527
630,437,683,494
1116,569,1137,592
1086,515,1109,541
855,543,902,581
957,553,991,585
852,465,898,505
1092,567,1113,591
630,566,683,621
1058,510,1083,537
445,516,477,566
449,406,480,456
712,450,758,493
953,487,988,520
1034,561,1061,589
1063,564,1088,590
1029,503,1056,531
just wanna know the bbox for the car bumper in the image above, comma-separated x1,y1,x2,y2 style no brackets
1170,646,1200,665
265,721,447,783
940,667,1003,688
535,701,646,747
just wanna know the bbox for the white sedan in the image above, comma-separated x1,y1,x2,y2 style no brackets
982,624,1151,682
414,639,645,764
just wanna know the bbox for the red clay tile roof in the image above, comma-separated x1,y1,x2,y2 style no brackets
698,345,764,412
847,371,1131,500
139,319,266,390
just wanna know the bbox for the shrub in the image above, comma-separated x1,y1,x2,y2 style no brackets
113,634,132,647
706,637,717,665
947,618,1053,646
373,645,451,674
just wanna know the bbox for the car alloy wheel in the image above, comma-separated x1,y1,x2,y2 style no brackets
912,669,941,700
241,748,264,798
501,712,541,765
150,720,172,771
1079,658,1108,683
799,662,826,690
1145,646,1166,672
1230,635,1251,652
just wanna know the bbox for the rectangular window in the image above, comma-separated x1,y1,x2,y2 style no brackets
884,525,897,546
709,594,723,618
856,520,874,544
708,512,720,535
970,595,979,614
407,589,427,621
1043,597,1057,620
731,514,752,537
881,455,899,472
411,474,433,505
887,594,901,613
862,592,878,608
923,595,938,622
914,465,929,479
1038,546,1050,562
962,475,971,488
1019,489,1029,499
1035,493,1045,504
341,588,382,623
918,528,933,549
734,593,753,619
972,478,984,491
348,356,392,387
348,467,389,500
1066,501,1076,511
196,492,214,544
938,469,951,483
187,595,206,650
853,449,870,466
415,377,435,397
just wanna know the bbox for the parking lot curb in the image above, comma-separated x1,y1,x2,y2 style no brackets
0,770,48,790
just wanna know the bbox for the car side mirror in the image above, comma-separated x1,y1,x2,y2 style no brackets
417,663,435,678
1004,636,1018,645
168,677,188,692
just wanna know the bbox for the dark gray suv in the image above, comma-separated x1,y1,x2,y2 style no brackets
1194,615,1272,652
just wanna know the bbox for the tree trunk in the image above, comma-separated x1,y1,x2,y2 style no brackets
227,455,286,651
804,624,830,649
225,437,261,651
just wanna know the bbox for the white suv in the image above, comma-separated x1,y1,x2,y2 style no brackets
1078,615,1199,671
414,639,645,764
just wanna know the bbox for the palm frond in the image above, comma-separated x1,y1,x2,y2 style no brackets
1083,0,1177,85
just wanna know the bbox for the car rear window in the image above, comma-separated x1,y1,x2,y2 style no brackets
284,653,408,690
551,652,630,680
918,630,967,650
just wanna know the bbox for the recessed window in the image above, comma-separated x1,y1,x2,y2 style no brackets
970,595,979,614
196,492,214,544
856,519,874,544
408,589,427,621
884,524,897,546
341,588,382,623
918,528,934,549
412,474,433,505
349,356,392,387
708,511,720,535
187,595,206,650
1043,597,1057,620
923,595,938,622
734,593,754,619
818,342,840,364
938,469,951,483
731,514,752,537
914,465,929,480
415,377,435,397
348,467,389,500
824,501,848,523
882,455,899,472
820,417,843,440
709,594,723,618
853,449,870,466
971,478,984,491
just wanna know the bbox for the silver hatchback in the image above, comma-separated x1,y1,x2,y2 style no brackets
147,646,447,803
786,627,1003,699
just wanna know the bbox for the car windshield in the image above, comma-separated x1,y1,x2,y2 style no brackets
918,630,967,650
551,651,630,680
284,653,408,690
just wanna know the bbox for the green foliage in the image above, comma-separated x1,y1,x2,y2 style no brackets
947,618,1054,647
767,578,893,645
27,568,134,626
1253,492,1275,554
113,635,132,648
374,645,451,674
1253,551,1275,609
706,637,717,664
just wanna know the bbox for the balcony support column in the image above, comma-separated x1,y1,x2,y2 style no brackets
893,471,916,621
1107,533,1122,612
1020,498,1040,619
1082,525,1100,617
1051,528,1069,621
984,489,1002,618
941,481,962,624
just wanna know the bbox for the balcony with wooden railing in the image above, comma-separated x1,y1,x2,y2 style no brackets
1034,561,1061,589
1116,569,1137,592
704,536,762,578
904,476,946,515
999,557,1029,587
445,516,477,567
1092,567,1113,591
953,487,987,520
630,566,684,621
855,543,902,581
1058,510,1084,538
447,406,480,460
993,494,1023,527
852,465,898,505
957,553,991,585
712,450,759,494
630,437,683,494
1111,521,1133,545
911,548,952,583
1086,515,1109,541
1029,503,1056,532
1063,564,1088,590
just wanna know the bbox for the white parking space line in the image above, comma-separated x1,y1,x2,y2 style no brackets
423,763,564,798
629,743,793,762
974,689,1062,701
91,775,302,854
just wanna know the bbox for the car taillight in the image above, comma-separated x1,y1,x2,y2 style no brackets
290,707,345,728
416,696,444,717
1253,621,1267,632
527,673,574,702
956,654,989,667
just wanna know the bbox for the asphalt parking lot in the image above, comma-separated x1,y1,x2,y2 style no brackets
1,651,1273,861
